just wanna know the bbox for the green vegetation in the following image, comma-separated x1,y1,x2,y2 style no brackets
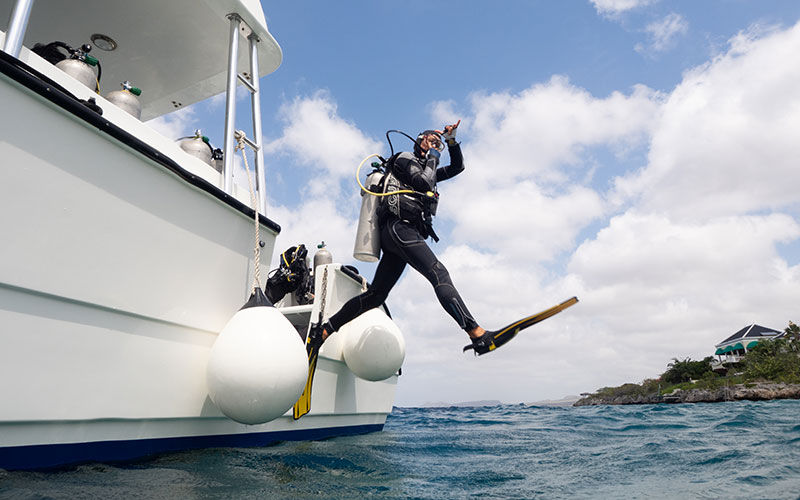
743,337,800,383
662,356,714,384
584,321,800,400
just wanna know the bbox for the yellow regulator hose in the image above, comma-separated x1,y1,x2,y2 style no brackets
356,153,434,199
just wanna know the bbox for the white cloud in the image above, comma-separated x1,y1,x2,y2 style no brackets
435,76,660,265
459,77,661,187
560,211,800,384
266,198,357,270
590,0,657,16
145,104,199,140
260,91,383,268
264,90,382,197
635,13,689,55
616,21,800,220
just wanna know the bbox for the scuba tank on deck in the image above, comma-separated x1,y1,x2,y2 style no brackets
177,130,223,172
313,242,333,272
105,81,142,119
53,43,101,91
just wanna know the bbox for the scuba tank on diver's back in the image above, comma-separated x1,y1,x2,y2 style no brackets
352,129,444,261
353,163,386,262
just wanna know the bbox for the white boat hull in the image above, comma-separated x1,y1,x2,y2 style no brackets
0,46,398,470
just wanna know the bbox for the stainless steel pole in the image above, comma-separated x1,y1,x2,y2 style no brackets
2,0,35,57
222,14,241,194
248,36,267,216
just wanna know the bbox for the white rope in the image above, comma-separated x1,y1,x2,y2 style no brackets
234,130,261,293
319,266,329,324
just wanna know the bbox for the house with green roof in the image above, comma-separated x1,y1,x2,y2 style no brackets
711,323,783,371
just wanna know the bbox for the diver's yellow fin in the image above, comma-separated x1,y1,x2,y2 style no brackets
293,326,324,420
292,348,319,419
464,296,579,355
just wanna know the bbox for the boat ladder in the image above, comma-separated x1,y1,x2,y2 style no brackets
222,14,268,215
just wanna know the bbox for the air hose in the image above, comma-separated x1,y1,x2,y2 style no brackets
355,153,436,201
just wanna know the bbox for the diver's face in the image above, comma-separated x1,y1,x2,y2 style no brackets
420,133,442,153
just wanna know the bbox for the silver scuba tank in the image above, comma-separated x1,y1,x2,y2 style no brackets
353,169,385,262
55,44,99,90
178,130,214,166
105,81,142,119
56,56,98,90
313,242,333,273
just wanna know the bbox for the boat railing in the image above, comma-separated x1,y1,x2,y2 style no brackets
1,0,33,58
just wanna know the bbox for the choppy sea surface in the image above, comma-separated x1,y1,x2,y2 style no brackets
2,399,800,499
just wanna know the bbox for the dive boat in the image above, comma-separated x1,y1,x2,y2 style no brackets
0,0,403,470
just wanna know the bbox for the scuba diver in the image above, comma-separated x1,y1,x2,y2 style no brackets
312,120,495,351
294,120,579,419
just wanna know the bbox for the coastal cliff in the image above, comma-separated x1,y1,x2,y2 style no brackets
573,382,800,406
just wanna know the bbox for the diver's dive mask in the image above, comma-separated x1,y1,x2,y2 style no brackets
416,130,445,156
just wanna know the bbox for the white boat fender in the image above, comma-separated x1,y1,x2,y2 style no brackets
341,308,405,381
206,288,308,425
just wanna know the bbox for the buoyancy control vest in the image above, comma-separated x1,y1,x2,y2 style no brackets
378,152,440,240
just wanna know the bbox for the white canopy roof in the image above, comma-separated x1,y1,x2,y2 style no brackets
1,0,282,120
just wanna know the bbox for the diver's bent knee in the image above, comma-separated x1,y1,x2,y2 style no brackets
361,289,389,309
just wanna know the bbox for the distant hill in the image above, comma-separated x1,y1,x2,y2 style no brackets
527,395,580,407
420,400,503,408
418,396,580,408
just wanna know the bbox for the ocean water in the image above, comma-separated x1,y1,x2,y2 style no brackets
2,400,800,499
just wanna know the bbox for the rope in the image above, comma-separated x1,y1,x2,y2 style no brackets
234,130,261,293
319,266,329,325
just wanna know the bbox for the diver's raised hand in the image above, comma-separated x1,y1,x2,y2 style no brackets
442,120,461,145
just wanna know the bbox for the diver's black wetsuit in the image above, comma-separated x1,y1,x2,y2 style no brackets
327,143,478,333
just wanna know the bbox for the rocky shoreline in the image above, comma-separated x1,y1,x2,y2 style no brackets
573,382,800,406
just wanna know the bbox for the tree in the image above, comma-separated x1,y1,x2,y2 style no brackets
785,321,800,352
662,357,714,385
743,338,800,382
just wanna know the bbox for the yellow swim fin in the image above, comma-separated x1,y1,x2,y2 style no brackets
293,324,325,420
464,296,579,355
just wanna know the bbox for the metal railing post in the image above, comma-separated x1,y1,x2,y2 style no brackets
222,14,241,194
248,35,267,215
3,0,35,57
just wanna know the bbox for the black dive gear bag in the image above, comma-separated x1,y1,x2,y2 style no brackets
265,244,313,305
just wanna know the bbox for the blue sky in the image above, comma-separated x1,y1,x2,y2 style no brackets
151,0,800,406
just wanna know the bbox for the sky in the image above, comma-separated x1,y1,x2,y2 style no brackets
150,0,800,407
